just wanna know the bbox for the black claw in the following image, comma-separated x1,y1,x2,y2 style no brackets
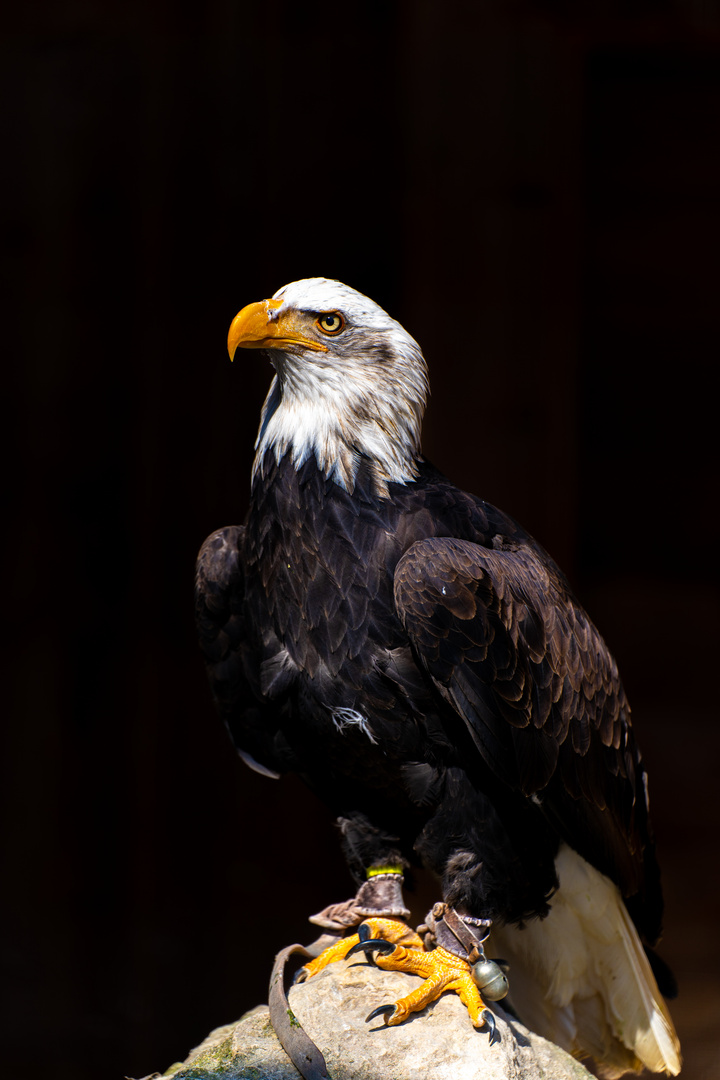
481,1010,500,1045
365,1004,396,1024
346,938,397,961
357,923,372,943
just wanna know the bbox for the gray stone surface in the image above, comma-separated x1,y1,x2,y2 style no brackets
159,956,593,1080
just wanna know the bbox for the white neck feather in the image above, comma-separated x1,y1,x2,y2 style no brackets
252,345,427,496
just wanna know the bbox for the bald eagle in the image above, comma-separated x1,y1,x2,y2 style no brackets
195,278,680,1076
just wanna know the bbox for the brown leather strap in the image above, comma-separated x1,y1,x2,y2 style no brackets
268,941,333,1080
440,906,491,965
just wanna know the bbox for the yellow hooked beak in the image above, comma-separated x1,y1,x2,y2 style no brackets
227,298,329,360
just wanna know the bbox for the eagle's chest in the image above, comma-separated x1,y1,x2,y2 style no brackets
245,466,407,682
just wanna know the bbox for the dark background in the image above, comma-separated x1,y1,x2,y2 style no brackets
3,2,719,1078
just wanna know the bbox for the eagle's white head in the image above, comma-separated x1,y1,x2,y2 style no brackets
227,278,428,495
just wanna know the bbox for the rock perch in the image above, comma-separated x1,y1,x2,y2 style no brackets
153,955,594,1080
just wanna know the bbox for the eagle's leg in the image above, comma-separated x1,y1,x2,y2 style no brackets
347,906,505,1041
298,813,413,979
298,878,416,981
307,864,411,933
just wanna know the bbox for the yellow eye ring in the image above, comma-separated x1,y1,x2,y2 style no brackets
316,312,345,335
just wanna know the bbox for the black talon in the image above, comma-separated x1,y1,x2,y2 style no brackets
346,938,397,960
365,1004,397,1024
481,1009,500,1045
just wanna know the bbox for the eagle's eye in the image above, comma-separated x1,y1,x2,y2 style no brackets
316,312,345,335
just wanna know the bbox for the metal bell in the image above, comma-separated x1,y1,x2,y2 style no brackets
471,958,509,1001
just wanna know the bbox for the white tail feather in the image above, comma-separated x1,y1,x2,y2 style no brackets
487,845,681,1076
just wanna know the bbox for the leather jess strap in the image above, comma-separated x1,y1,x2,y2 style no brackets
436,904,491,965
268,940,333,1080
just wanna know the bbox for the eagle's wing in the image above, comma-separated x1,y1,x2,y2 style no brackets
195,525,286,779
394,536,659,931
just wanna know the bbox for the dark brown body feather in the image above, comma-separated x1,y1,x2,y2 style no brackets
195,450,663,943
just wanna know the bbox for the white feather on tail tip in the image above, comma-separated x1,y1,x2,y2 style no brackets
487,844,681,1077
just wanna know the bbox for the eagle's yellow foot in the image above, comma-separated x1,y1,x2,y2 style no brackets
348,934,499,1042
297,917,423,982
